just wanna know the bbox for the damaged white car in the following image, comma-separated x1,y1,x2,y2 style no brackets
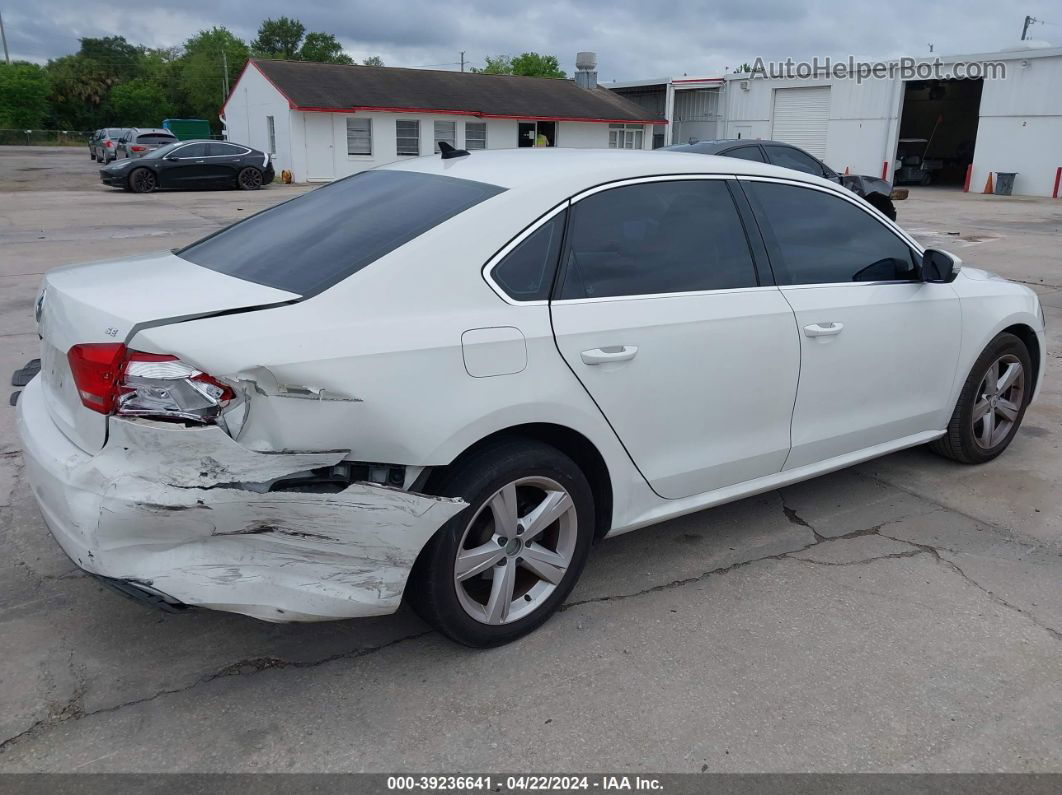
18,148,1045,646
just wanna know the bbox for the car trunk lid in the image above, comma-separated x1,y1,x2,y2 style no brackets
36,251,298,453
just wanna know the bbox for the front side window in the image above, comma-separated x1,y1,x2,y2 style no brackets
346,118,372,156
608,123,645,150
764,145,826,177
179,170,506,296
746,181,917,285
465,122,487,150
434,121,456,153
174,143,209,158
396,119,420,156
558,180,758,300
490,211,566,301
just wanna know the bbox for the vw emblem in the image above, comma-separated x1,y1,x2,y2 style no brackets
35,290,46,324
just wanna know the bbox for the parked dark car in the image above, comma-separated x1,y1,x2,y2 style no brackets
89,128,130,163
99,140,275,193
664,139,901,221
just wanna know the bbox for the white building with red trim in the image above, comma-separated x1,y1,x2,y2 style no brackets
221,58,666,182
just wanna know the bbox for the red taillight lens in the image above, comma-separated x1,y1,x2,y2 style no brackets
130,145,145,152
105,140,113,148
67,343,126,413
67,345,234,419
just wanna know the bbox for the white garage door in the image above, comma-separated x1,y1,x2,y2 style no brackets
771,87,831,158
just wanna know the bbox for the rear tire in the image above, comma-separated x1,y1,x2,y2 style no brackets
128,167,156,193
930,332,1032,464
237,167,264,190
409,438,595,647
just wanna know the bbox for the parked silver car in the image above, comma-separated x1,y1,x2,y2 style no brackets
89,128,130,163
117,128,178,159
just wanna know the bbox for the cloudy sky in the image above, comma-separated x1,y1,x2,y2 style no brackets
3,0,1060,80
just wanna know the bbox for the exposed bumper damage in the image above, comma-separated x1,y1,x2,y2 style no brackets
17,377,466,622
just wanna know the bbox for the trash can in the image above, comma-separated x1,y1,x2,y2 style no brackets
994,172,1017,196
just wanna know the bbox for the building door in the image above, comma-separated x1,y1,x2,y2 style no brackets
518,122,536,147
304,113,335,180
771,86,831,158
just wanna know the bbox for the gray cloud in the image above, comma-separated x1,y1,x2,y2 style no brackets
4,0,1059,80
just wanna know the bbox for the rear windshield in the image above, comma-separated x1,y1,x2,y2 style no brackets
137,133,176,144
178,170,506,295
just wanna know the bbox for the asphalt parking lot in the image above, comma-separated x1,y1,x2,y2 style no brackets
0,146,1060,773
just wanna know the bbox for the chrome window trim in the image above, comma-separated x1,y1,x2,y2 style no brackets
481,172,926,306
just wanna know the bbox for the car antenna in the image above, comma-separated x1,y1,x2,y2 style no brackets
438,141,470,159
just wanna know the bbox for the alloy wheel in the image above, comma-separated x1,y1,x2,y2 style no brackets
971,353,1024,450
453,476,578,625
131,169,156,192
240,169,263,189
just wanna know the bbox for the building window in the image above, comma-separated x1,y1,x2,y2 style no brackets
434,120,456,153
396,119,420,156
608,123,645,149
346,118,372,156
266,116,276,154
465,122,487,150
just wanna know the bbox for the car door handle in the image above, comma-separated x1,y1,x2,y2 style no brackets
803,322,845,338
580,346,638,365
194,160,205,163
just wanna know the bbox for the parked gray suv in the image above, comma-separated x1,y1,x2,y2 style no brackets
116,128,178,159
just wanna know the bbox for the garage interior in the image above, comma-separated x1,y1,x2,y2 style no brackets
895,78,983,187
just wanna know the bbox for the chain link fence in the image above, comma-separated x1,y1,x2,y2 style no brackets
0,129,94,146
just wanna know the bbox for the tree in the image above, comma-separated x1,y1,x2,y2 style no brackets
362,55,385,67
177,27,249,124
110,80,169,127
299,32,354,64
473,52,565,78
252,16,305,59
0,62,52,128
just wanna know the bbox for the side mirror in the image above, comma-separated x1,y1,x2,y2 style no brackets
922,249,962,283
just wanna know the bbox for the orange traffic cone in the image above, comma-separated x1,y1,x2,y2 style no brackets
983,172,994,194
843,166,850,176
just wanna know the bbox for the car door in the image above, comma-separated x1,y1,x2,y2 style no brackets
159,143,211,188
206,142,249,185
550,177,801,500
740,178,961,470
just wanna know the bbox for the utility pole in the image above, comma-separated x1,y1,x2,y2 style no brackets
1021,15,1038,40
0,11,11,65
460,51,465,72
221,49,230,103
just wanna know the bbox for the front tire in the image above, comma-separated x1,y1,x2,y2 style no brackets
237,167,264,190
410,438,595,647
930,332,1032,464
128,167,157,193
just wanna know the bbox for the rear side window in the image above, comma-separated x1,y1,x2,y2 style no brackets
179,170,506,296
558,180,758,300
490,211,566,301
746,182,916,285
207,143,248,156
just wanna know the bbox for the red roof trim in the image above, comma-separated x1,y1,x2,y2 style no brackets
295,104,667,125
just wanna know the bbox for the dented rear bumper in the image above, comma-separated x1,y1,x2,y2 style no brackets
16,376,465,622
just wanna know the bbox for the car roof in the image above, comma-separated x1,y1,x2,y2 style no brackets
666,139,798,153
380,147,836,197
132,128,176,135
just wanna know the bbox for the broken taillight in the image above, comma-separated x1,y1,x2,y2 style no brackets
67,343,234,423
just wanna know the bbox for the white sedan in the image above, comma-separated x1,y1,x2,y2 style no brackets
18,148,1045,646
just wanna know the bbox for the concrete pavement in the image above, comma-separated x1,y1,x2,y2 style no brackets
0,147,1059,772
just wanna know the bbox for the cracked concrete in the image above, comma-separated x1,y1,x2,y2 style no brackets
0,150,1060,772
